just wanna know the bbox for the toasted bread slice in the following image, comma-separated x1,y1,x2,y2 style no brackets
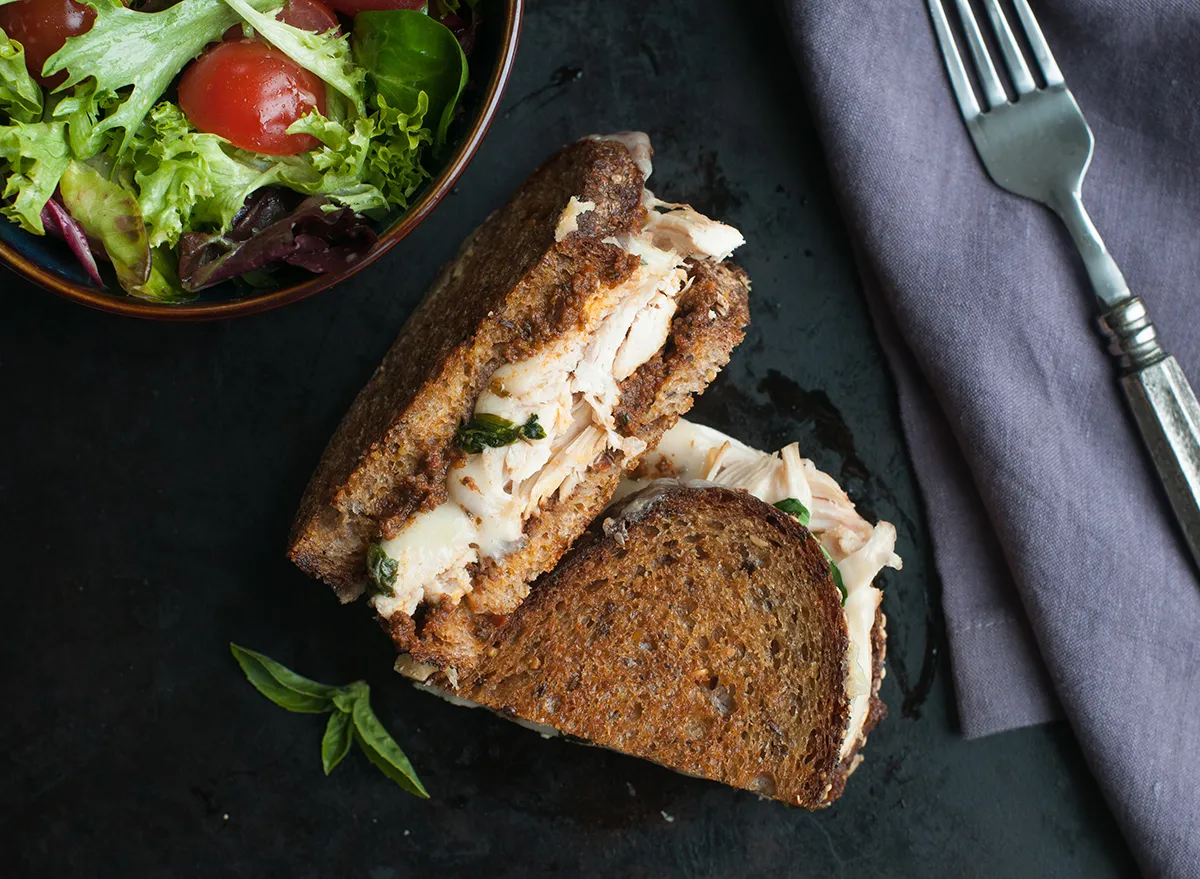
414,483,887,808
288,134,751,668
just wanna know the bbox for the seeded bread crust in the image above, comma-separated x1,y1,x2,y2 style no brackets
826,605,887,802
289,139,648,597
437,483,862,808
396,259,751,667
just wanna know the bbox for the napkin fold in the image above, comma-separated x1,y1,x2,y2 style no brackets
781,2,1200,875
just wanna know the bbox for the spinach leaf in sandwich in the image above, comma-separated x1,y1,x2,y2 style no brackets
774,497,845,603
457,413,547,454
366,541,400,595
773,497,811,527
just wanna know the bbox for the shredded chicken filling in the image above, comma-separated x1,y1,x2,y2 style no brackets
613,420,903,762
372,134,745,622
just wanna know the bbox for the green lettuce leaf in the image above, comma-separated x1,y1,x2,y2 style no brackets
282,95,430,211
58,159,151,290
0,121,71,233
130,245,194,302
352,10,467,146
0,29,43,123
45,0,271,156
122,103,272,248
117,97,429,250
220,0,365,109
358,92,431,207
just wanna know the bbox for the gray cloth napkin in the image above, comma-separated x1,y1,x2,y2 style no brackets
781,1,1200,875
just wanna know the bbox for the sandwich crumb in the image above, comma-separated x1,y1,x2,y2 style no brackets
661,811,675,823
626,782,636,797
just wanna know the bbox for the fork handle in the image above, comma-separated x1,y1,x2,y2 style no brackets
1100,297,1200,567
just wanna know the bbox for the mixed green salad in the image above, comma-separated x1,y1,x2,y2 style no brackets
0,0,479,300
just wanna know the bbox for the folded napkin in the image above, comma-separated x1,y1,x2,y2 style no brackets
781,1,1200,874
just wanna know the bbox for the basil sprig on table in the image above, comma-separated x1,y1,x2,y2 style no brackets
456,413,547,454
229,644,427,797
773,498,847,604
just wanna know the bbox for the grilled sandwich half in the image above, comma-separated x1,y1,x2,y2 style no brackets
289,134,751,669
401,420,901,807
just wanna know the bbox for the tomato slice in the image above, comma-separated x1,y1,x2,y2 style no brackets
0,0,96,88
325,0,426,16
178,39,327,156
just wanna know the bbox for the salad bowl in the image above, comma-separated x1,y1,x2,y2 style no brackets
0,0,522,320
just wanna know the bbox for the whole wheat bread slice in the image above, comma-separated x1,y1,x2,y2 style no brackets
425,483,886,808
288,136,751,667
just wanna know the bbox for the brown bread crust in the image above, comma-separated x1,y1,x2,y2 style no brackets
289,138,647,599
825,605,887,803
440,484,857,808
400,259,751,666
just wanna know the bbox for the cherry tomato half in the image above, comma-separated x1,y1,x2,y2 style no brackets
276,0,339,33
324,0,426,16
178,39,327,156
0,0,96,88
222,0,339,41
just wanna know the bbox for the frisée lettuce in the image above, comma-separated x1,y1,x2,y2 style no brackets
45,0,272,157
0,0,479,300
0,30,41,123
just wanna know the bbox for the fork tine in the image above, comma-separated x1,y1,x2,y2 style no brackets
1013,0,1065,86
927,0,982,120
980,0,1036,94
951,0,1008,108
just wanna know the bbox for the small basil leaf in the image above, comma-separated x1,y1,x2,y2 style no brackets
230,643,338,712
332,681,368,714
773,498,811,527
367,542,399,596
321,710,354,775
818,545,848,605
520,414,546,441
352,687,429,798
456,412,546,454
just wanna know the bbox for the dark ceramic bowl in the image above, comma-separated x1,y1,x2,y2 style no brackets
0,1,522,321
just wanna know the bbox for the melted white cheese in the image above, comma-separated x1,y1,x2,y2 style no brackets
554,196,596,242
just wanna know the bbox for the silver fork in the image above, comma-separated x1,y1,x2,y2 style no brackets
928,0,1200,569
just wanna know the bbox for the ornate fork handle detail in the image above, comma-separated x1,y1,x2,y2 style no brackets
1099,299,1200,564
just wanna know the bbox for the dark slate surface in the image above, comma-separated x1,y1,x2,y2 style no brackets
0,1,1138,876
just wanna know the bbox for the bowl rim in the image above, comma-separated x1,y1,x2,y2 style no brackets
0,0,524,322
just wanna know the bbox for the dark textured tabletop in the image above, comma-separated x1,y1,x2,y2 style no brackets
1,2,1139,876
